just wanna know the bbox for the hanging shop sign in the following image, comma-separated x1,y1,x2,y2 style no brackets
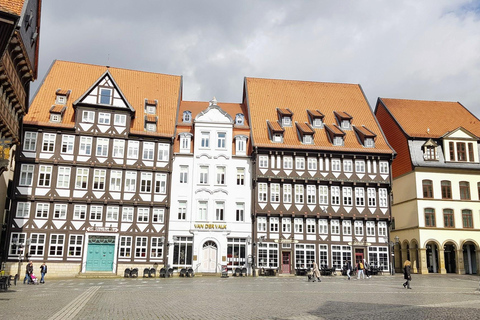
87,226,118,232
348,239,371,246
274,239,299,244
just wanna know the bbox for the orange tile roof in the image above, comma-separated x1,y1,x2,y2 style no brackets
277,108,293,116
245,77,394,154
353,125,376,138
145,114,157,122
296,122,314,134
146,99,157,105
267,121,284,133
50,105,66,113
26,60,181,137
307,110,324,118
55,89,71,96
334,111,352,120
0,0,25,16
324,124,345,136
379,98,480,138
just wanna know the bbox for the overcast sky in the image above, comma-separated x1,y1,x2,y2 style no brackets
33,0,480,115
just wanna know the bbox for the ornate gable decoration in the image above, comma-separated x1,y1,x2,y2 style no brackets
73,70,135,113
442,127,479,141
195,97,233,124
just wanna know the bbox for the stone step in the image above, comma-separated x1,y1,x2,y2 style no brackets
76,272,121,279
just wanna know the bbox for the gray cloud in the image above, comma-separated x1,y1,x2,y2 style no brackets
33,0,480,115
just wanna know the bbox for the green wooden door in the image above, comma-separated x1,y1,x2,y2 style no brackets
86,243,115,271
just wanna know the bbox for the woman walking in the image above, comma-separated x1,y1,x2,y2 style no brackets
312,262,321,282
403,260,412,289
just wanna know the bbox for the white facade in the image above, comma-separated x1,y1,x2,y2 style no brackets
168,99,252,274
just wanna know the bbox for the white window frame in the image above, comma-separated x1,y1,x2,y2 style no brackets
49,234,65,257
79,136,92,155
24,132,38,151
53,204,67,219
319,186,328,205
106,206,119,221
343,160,353,173
282,218,291,233
283,156,293,169
343,187,352,206
343,220,352,235
143,142,155,160
180,166,188,184
125,171,137,192
200,132,210,148
16,202,31,218
135,236,148,258
217,132,226,149
215,202,225,221
270,217,279,232
331,220,340,235
61,135,75,154
119,236,132,258
236,203,244,222
75,168,89,189
127,141,139,159
113,139,125,158
73,205,87,220
307,157,317,171
19,164,35,186
98,112,111,125
216,166,226,185
198,201,208,221
155,173,167,194
271,183,280,203
90,206,102,220
296,157,305,170
82,110,95,123
178,201,187,220
137,208,149,222
331,159,341,172
122,207,134,222
355,160,365,173
114,114,127,126
295,184,304,204
379,188,388,207
92,169,106,190
366,221,376,236
67,235,83,257
294,218,303,233
258,183,267,202
331,186,340,205
306,218,316,234
158,143,169,162
151,237,164,259
42,133,56,152
355,188,365,206
140,172,153,193
257,217,267,232
307,185,316,204
153,208,164,223
38,165,52,187
259,155,269,168
283,184,292,203
35,203,49,218
368,188,377,207
199,166,209,185
355,221,364,236
379,161,389,174
109,170,122,192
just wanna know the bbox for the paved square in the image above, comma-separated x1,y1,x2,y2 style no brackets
1,274,479,319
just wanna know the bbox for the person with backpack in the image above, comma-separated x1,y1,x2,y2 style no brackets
357,260,365,280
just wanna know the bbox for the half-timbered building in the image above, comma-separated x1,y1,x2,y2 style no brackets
4,60,181,276
245,78,396,275
169,98,252,274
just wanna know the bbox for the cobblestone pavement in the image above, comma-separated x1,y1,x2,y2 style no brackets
1,274,479,320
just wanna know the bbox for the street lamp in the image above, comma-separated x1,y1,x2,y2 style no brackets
12,236,31,280
389,236,400,275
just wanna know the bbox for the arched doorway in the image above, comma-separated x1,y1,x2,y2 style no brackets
426,242,439,273
443,242,456,273
202,241,218,273
463,242,477,274
410,240,419,273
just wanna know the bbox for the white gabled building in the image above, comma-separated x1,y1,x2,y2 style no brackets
168,98,252,274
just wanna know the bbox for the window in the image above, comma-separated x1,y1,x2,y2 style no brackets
258,183,267,202
73,205,86,220
215,202,225,221
122,207,134,222
29,233,46,256
137,208,149,222
19,164,35,186
294,218,303,233
295,185,304,204
49,234,65,256
109,170,122,191
178,202,187,220
355,160,365,173
82,110,95,123
331,220,340,235
332,159,341,172
333,136,343,146
93,169,106,190
98,112,111,124
53,204,67,219
127,141,139,159
9,233,26,255
283,184,292,203
331,186,340,205
443,209,454,228
199,166,209,184
307,158,317,171
424,146,437,160
76,137,92,156
343,187,352,206
140,172,153,193
180,166,189,184
143,142,155,160
147,123,157,132
441,181,452,199
331,245,352,270
75,168,89,189
295,244,315,269
90,206,102,220
216,167,226,185
183,111,191,122
153,208,164,223
379,189,388,207
422,180,433,198
236,203,244,222
343,160,353,173
424,208,436,227
271,184,280,202
355,188,365,206
235,137,246,154
106,206,119,221
257,217,267,232
296,157,305,170
270,217,279,232
306,219,316,234
61,135,75,154
468,143,475,162
42,133,56,152
172,236,193,266
99,88,112,105
319,244,329,268
24,132,38,151
38,165,52,187
119,236,132,257
135,236,148,258
145,104,156,114
341,119,350,129
158,143,169,162
198,201,207,220
257,243,279,268
200,132,210,148
283,156,293,169
217,132,226,149
378,222,387,237
68,235,83,257
367,188,376,207
259,156,268,168
365,138,374,148
366,221,375,236
16,202,30,218
114,114,127,126
282,116,291,127
35,203,49,218
457,142,467,161
462,209,473,228
227,238,247,269
125,171,137,192
318,219,328,234
113,140,125,158
180,135,191,152
379,162,389,174
273,133,283,142
307,185,316,204
236,168,245,185
151,237,164,259
319,186,328,205
282,218,291,233
303,135,313,144
313,118,323,127
343,220,352,235
354,221,363,235
460,181,470,200
235,113,244,125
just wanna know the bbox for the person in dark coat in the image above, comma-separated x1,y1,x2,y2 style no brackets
24,261,33,284
40,262,47,284
403,260,412,289
344,260,352,280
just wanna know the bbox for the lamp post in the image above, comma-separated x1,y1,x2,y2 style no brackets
389,235,400,275
12,237,31,280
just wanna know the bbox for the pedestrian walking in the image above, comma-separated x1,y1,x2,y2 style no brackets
24,261,33,284
312,262,321,282
344,260,352,280
40,262,47,284
403,260,412,289
364,259,371,279
357,260,365,280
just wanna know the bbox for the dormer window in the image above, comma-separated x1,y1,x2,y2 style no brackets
353,125,376,148
56,96,66,105
235,113,245,125
277,108,294,128
296,122,315,145
334,111,353,130
49,105,66,123
333,136,344,146
303,135,313,144
145,114,157,132
267,120,285,143
341,120,350,129
235,135,248,155
145,100,157,114
183,111,192,123
179,133,192,153
365,138,374,148
307,110,325,128
55,89,70,105
99,88,112,105
50,114,61,123
325,124,345,147
273,134,283,142
283,117,291,127
423,139,439,161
